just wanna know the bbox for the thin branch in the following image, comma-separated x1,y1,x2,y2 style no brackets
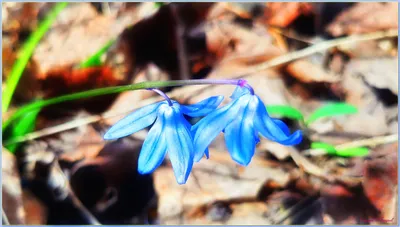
171,4,191,80
231,29,398,78
335,134,398,150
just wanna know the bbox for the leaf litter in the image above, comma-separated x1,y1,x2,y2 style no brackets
2,2,398,225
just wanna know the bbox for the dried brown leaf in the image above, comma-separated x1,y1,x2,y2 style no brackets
264,2,314,28
363,144,398,220
32,3,138,75
286,59,339,83
2,148,26,224
154,149,290,224
327,3,398,36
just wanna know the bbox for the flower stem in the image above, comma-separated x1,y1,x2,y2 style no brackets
2,79,251,131
147,88,173,106
237,79,255,95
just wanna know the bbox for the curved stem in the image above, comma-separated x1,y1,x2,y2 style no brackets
2,79,244,131
237,79,254,95
147,88,173,106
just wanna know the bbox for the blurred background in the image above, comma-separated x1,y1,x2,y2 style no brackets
2,2,398,225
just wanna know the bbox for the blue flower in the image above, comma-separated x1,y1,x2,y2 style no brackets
104,96,223,184
193,86,302,165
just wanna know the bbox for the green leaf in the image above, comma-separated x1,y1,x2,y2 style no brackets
2,2,68,113
5,108,41,153
306,102,358,125
336,147,369,157
311,142,337,155
311,142,369,157
78,39,115,68
154,2,165,8
266,105,304,121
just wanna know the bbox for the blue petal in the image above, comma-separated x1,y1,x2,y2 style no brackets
254,130,261,144
191,125,210,162
179,105,208,162
164,107,194,184
137,111,168,174
204,148,209,159
224,97,257,166
271,119,290,135
103,102,163,140
193,95,251,161
230,85,250,100
180,96,224,117
253,96,302,145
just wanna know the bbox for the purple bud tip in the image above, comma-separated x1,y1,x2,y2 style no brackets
238,79,247,87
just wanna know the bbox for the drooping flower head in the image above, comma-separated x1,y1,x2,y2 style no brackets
193,80,302,165
104,95,223,184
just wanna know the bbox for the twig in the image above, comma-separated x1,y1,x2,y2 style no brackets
4,30,398,144
31,154,100,224
289,149,334,182
171,4,190,80
271,195,319,224
335,134,398,150
231,29,398,78
305,134,398,156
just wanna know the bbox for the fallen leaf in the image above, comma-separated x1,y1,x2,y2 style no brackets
259,141,295,160
226,202,269,225
337,65,392,136
327,2,398,36
337,39,397,59
69,139,158,224
286,59,339,83
58,123,105,163
344,58,398,95
32,2,140,75
2,2,43,33
264,2,314,27
22,190,47,224
110,3,214,81
154,149,290,224
2,147,26,224
39,66,121,97
206,21,284,65
363,145,397,220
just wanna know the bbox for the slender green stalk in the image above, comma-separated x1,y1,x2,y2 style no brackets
2,79,241,131
2,2,68,113
78,39,115,68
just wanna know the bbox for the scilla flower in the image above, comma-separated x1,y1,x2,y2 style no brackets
104,90,223,184
193,80,302,165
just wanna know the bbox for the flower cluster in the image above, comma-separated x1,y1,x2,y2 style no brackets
104,80,302,184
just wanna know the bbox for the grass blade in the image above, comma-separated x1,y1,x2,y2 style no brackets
2,80,220,131
306,102,358,125
336,147,369,157
311,142,337,155
78,39,115,68
5,108,41,153
266,105,304,122
2,2,69,113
